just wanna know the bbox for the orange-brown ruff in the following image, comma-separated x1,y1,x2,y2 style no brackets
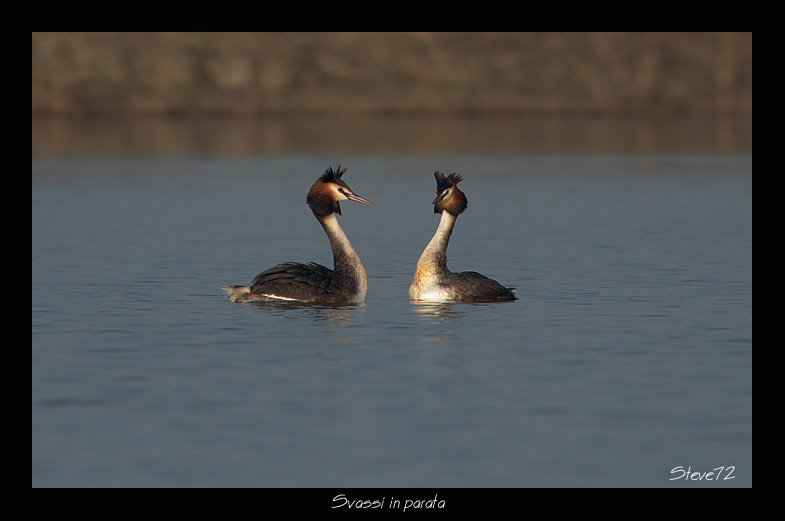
409,172,517,302
224,166,372,304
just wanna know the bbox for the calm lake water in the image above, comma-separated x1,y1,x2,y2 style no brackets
32,116,752,488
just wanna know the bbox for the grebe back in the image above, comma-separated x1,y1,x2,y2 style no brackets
224,165,372,304
409,171,517,303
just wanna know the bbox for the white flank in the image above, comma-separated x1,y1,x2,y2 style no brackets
261,294,301,302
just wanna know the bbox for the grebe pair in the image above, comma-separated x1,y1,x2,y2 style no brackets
224,166,516,304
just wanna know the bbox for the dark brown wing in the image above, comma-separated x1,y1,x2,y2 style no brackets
449,271,517,302
249,262,342,302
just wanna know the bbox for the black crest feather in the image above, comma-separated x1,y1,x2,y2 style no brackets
434,171,463,193
320,164,346,182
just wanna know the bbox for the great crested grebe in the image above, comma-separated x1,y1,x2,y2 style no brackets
409,171,517,302
224,165,372,304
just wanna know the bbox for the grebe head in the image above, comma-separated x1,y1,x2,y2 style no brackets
433,171,467,216
306,165,372,216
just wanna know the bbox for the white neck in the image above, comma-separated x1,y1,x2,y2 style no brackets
409,211,459,300
317,212,367,297
416,210,457,271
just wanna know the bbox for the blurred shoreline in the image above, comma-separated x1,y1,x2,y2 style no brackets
33,33,752,117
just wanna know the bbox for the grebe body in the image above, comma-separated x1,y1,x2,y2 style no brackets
409,172,516,303
224,166,371,304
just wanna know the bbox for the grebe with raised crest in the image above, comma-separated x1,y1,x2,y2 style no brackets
409,171,517,302
224,165,372,304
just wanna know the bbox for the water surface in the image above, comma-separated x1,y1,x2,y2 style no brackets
32,117,752,487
